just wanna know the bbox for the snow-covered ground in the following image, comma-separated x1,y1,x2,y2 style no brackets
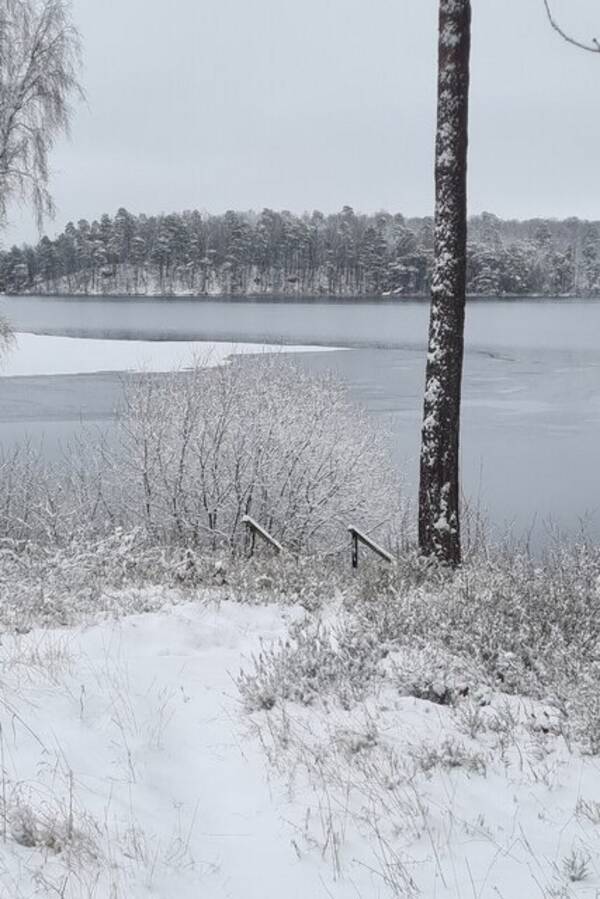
1,591,599,898
0,598,313,898
0,333,337,378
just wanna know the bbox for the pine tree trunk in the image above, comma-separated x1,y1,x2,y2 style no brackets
418,0,471,565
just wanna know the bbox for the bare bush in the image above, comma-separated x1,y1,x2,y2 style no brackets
110,356,402,554
0,436,107,543
0,357,403,557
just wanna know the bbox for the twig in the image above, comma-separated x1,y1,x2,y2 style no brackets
543,0,600,53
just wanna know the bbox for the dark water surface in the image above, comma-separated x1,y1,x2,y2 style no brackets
1,295,599,544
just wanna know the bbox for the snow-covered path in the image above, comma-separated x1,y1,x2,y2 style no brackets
87,601,313,899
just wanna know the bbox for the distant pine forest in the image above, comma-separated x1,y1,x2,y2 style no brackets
1,207,599,298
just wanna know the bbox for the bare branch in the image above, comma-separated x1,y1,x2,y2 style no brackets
543,0,600,53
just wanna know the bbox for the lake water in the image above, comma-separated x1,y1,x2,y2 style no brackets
1,294,599,546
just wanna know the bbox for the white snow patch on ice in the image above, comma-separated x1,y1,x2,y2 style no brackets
0,333,339,378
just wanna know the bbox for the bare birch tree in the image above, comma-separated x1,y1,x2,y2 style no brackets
0,0,83,228
418,0,471,566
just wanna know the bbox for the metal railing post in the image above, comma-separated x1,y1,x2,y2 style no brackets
242,516,283,555
347,526,394,568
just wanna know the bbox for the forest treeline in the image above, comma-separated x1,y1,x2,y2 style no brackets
1,206,599,297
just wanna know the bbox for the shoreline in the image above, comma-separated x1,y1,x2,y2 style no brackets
2,291,595,303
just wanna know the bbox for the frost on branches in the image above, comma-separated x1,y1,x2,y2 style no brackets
0,356,401,557
419,0,471,565
0,0,82,226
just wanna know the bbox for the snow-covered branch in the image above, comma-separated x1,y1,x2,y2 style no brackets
0,359,403,555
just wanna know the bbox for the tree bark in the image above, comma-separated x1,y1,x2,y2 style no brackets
418,0,471,566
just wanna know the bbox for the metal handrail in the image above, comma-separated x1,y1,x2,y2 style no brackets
348,526,394,568
241,516,395,568
242,515,283,555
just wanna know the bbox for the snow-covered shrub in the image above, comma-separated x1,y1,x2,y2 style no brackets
0,531,233,629
0,441,61,542
566,662,600,755
351,543,600,699
240,541,600,755
0,357,403,557
0,435,108,544
239,616,384,710
225,553,348,610
110,356,401,554
388,644,485,707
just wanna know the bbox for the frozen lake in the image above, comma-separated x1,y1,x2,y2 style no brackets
1,294,599,545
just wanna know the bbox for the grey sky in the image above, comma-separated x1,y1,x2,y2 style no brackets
5,0,600,246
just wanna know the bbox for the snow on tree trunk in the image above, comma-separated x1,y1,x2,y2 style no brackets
418,0,471,566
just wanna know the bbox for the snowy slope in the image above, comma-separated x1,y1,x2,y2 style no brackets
0,599,370,898
1,595,599,898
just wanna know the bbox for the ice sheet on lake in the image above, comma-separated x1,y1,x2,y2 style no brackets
0,333,336,378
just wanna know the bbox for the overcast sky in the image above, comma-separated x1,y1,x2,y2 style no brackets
4,0,600,245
